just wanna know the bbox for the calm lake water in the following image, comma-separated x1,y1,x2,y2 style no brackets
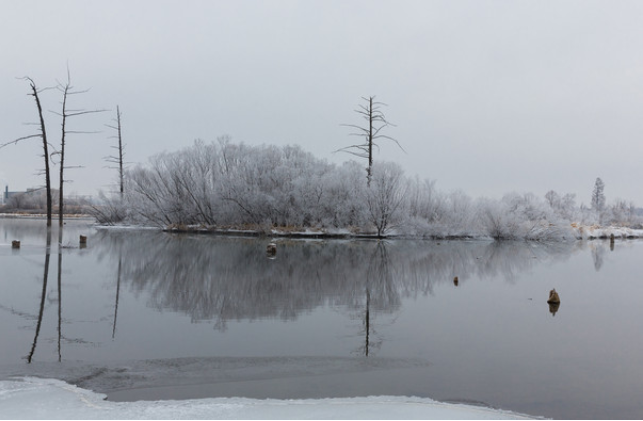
1,218,643,419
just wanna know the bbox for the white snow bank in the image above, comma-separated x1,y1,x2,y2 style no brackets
0,377,536,420
572,224,643,239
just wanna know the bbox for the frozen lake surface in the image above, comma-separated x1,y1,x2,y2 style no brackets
1,218,643,419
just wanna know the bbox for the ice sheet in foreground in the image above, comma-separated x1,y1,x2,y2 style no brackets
0,377,536,420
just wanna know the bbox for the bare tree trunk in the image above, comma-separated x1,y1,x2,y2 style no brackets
337,96,402,188
58,84,69,226
107,105,125,197
367,96,374,187
54,71,105,226
117,106,124,196
28,80,53,226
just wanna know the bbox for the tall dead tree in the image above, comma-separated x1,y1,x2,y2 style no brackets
52,71,105,226
337,96,403,187
0,78,53,225
105,106,125,197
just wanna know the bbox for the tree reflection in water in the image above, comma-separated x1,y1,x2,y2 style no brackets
15,226,582,362
56,228,63,362
358,241,400,357
25,228,52,363
92,231,576,340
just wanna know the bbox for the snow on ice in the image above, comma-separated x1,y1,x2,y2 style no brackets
0,377,536,420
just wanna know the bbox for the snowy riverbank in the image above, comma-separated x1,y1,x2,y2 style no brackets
0,377,537,420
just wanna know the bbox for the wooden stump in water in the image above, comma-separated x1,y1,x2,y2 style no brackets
266,242,277,257
547,289,561,316
11,240,20,249
547,288,560,304
453,276,459,286
79,235,87,245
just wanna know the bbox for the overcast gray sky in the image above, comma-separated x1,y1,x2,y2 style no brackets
2,0,643,205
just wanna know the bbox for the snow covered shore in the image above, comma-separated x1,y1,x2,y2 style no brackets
0,377,536,420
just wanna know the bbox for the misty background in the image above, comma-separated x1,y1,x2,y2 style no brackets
2,0,643,205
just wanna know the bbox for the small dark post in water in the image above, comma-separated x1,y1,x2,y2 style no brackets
79,235,87,246
547,288,561,316
453,276,459,286
547,288,560,304
610,233,615,251
266,242,277,258
12,240,20,249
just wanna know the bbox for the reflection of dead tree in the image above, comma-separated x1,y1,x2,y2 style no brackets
26,229,52,363
112,252,122,339
356,241,400,357
57,228,63,361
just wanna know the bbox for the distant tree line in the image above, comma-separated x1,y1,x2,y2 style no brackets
90,138,642,240
0,188,91,215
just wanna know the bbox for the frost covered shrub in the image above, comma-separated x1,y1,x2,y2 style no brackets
87,191,127,225
481,193,574,241
364,162,408,236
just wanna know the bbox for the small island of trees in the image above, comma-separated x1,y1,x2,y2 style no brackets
86,138,641,241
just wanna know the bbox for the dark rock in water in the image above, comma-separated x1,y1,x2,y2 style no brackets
11,240,20,249
453,276,459,286
266,242,277,257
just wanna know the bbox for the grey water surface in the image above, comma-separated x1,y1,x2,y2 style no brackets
1,218,642,419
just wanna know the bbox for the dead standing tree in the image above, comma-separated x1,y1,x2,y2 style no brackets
51,71,105,226
0,78,54,225
337,96,403,187
105,105,125,197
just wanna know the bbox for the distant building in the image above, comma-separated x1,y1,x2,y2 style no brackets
2,186,20,205
2,186,38,206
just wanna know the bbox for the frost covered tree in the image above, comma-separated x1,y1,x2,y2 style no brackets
364,162,408,237
545,190,578,222
591,177,606,224
591,178,606,212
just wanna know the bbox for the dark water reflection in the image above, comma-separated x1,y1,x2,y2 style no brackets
91,230,573,320
2,218,643,419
